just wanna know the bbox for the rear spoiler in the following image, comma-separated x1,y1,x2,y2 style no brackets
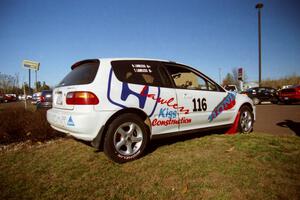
71,59,99,70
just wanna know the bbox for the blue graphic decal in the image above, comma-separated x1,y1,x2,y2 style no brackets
208,92,236,122
121,82,148,109
67,116,75,126
107,68,160,117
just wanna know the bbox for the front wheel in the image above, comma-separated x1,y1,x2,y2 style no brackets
238,106,254,134
103,113,150,163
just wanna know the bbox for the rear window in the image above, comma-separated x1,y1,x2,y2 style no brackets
58,60,99,87
41,90,52,95
111,60,171,87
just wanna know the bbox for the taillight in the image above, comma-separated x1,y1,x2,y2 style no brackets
296,88,300,94
66,91,99,105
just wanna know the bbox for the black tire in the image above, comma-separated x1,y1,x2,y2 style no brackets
238,106,254,134
103,113,150,163
271,100,278,104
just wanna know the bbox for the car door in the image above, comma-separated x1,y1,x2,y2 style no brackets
109,60,179,135
258,87,268,101
163,63,236,132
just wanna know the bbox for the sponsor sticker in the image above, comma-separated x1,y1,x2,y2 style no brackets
67,116,75,126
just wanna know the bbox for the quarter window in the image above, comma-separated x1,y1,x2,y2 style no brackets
111,61,170,87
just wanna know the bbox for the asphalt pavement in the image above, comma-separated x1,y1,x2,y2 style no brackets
254,103,300,136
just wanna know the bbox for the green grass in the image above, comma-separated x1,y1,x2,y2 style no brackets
1,133,300,200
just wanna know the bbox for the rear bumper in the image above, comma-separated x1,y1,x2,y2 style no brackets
47,108,112,141
279,95,300,102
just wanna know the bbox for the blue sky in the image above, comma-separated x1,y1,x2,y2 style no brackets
0,0,299,87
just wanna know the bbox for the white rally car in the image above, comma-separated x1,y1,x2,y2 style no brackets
47,58,255,163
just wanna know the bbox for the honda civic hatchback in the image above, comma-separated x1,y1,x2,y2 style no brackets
47,58,255,163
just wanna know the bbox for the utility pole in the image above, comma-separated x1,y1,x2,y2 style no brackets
28,69,31,95
255,3,264,86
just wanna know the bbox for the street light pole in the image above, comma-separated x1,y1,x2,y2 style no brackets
256,3,263,87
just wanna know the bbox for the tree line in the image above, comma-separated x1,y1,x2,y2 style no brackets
261,75,300,89
0,72,50,95
222,68,300,89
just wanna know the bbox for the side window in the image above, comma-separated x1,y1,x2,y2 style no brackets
270,89,275,93
164,64,218,91
208,82,217,91
111,61,170,87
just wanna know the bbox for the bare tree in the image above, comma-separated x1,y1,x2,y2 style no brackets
0,73,22,94
222,73,235,86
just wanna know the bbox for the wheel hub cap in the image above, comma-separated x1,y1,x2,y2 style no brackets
240,110,253,133
113,122,143,156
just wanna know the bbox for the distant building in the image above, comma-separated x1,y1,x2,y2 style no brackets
243,82,259,90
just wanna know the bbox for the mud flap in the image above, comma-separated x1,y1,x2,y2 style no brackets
226,111,240,134
91,126,105,149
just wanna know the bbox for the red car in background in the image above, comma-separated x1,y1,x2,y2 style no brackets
4,94,17,102
278,85,300,104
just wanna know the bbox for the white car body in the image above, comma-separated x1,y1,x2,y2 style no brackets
47,58,255,162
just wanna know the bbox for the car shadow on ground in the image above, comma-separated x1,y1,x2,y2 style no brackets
277,120,300,136
147,128,228,154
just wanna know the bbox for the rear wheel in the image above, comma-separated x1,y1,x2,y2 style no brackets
103,113,150,163
238,106,254,134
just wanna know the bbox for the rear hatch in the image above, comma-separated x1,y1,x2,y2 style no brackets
53,59,100,110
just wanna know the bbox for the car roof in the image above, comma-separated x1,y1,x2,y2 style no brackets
71,58,177,70
249,87,275,89
97,58,208,75
72,58,208,71
98,58,172,63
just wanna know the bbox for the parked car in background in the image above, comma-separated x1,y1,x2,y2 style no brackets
37,90,53,109
47,58,255,163
224,85,238,92
278,85,300,104
31,92,42,104
242,87,279,105
281,85,292,89
3,94,17,102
